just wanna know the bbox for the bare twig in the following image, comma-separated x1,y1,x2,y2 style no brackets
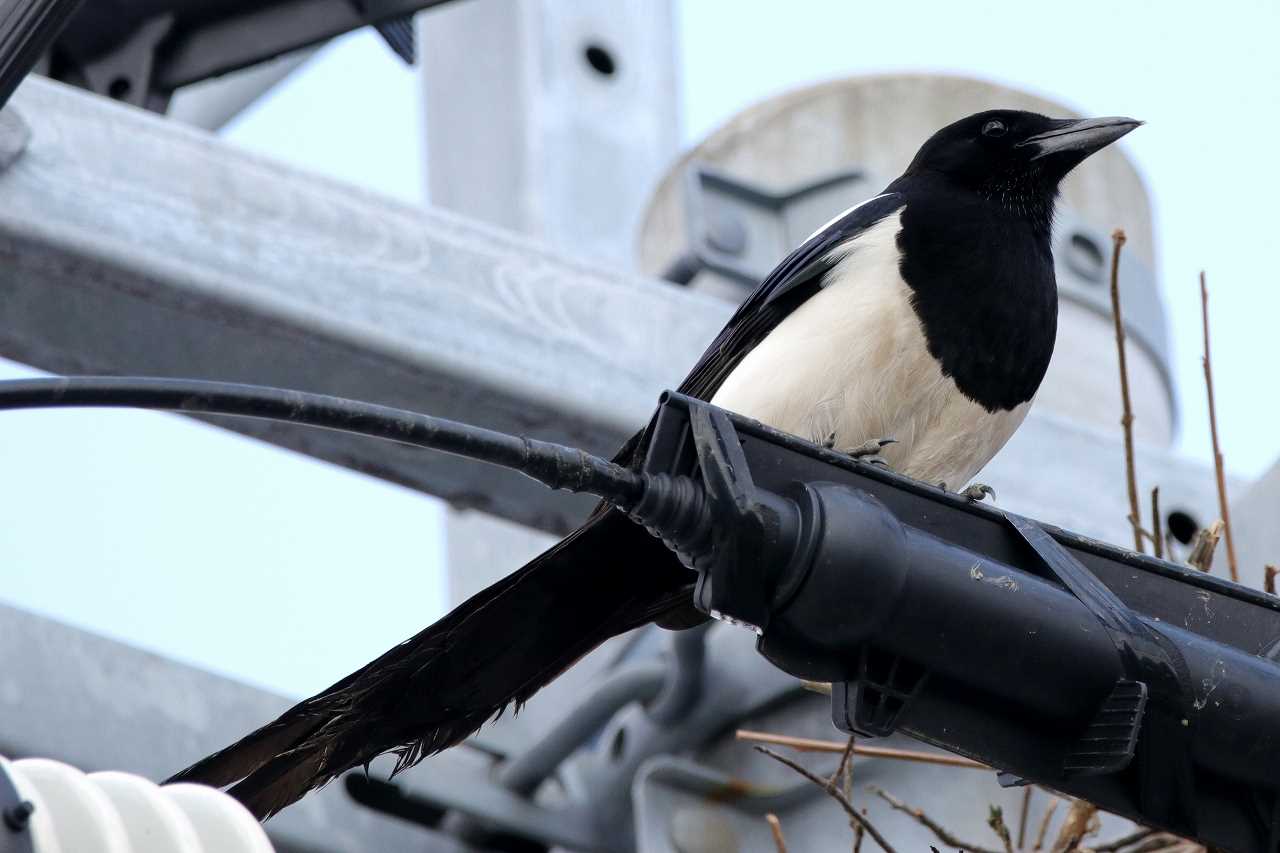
1200,272,1238,582
832,736,859,853
765,813,788,853
988,805,1015,853
1017,786,1033,849
868,785,1001,853
1052,799,1099,852
1034,798,1061,850
1151,487,1164,560
830,735,856,793
1187,520,1224,573
736,729,986,769
754,746,898,853
1094,827,1158,852
1267,565,1278,595
1109,229,1144,553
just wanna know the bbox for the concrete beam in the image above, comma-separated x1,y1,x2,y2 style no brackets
0,76,726,534
0,77,1228,545
420,0,680,269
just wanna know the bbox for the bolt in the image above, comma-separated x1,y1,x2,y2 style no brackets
4,800,33,831
705,214,747,257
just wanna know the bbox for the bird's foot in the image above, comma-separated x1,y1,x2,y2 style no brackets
960,483,996,502
824,434,896,468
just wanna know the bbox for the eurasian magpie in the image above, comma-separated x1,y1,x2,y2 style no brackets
168,109,1140,818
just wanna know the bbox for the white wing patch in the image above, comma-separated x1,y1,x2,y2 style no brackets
802,193,896,244
711,209,1030,489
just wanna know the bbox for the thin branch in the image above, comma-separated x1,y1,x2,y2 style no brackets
1017,786,1033,849
737,729,986,769
1151,488,1164,560
1201,271,1238,582
831,735,858,852
830,735,856,793
766,813,788,853
1187,520,1224,573
1094,827,1158,852
1109,228,1144,553
988,805,1015,853
754,746,898,853
867,785,1001,853
1266,565,1277,595
1034,798,1061,851
854,820,865,853
1052,799,1099,852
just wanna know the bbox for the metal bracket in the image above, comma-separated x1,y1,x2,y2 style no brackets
45,0,450,113
680,162,880,289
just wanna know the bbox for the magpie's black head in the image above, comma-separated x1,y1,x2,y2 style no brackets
903,109,1141,221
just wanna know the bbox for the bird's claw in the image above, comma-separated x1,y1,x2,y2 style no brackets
847,437,896,458
960,483,996,502
824,436,896,469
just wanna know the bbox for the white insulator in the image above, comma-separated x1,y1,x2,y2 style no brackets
162,784,275,853
10,758,132,853
1,756,275,853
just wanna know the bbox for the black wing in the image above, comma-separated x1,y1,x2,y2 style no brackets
676,192,905,400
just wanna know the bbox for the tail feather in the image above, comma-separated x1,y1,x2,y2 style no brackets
167,508,690,819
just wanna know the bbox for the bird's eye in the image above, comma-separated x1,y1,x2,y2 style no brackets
981,120,1007,138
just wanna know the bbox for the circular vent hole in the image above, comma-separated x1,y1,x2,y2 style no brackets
1066,232,1105,283
108,77,132,100
584,43,617,77
1166,510,1200,546
608,727,627,762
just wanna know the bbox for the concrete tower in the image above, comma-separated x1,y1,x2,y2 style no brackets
637,74,1175,448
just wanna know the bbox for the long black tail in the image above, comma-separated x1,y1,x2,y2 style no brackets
165,508,692,819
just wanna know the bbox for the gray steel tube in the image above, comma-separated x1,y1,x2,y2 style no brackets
499,661,667,796
648,622,710,725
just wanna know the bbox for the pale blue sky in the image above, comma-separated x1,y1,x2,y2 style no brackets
1,0,1276,698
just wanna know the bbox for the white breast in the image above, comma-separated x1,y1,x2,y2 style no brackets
710,210,1030,489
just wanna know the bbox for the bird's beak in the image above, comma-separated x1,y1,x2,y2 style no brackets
1018,116,1143,160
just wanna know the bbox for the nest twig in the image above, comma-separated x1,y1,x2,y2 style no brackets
868,785,1001,853
1108,229,1145,553
766,813,788,853
754,746,897,853
1200,271,1238,582
1187,519,1224,572
736,729,985,769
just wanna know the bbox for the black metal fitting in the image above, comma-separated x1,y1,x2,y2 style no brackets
641,392,1280,853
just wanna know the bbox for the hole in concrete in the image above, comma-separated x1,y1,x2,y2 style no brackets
1167,510,1200,546
108,77,132,100
608,726,627,762
1066,232,1105,283
584,43,617,77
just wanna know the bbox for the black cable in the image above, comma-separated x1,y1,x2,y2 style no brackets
0,376,646,509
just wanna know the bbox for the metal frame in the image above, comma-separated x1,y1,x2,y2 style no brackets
45,0,450,112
